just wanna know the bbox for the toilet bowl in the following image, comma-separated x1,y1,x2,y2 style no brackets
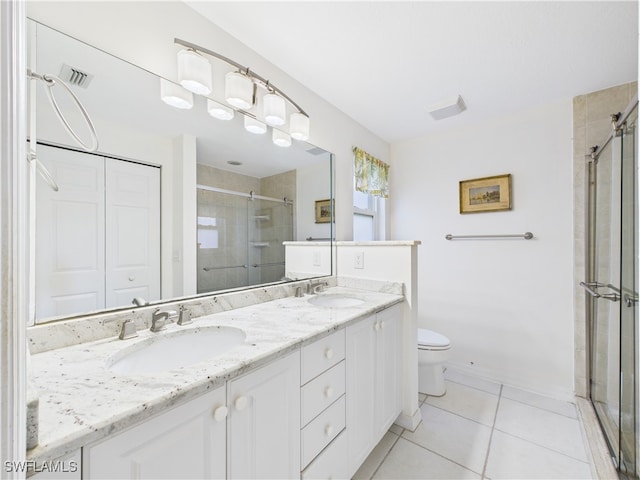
418,328,451,396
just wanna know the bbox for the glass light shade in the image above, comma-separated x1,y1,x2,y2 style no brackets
160,78,194,109
263,93,286,126
177,49,212,95
290,113,310,140
272,129,291,147
207,99,234,121
225,72,254,110
244,116,267,134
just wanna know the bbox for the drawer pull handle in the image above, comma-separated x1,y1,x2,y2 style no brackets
213,405,228,422
325,424,333,436
234,396,248,411
324,386,334,398
324,348,334,359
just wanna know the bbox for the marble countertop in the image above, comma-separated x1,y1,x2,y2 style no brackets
27,286,403,464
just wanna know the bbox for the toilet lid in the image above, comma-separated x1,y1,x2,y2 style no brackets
418,328,450,348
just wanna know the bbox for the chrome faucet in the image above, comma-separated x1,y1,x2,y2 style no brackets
151,308,177,332
307,281,329,294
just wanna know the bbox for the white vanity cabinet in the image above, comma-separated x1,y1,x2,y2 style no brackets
346,303,402,477
227,350,300,479
83,384,227,479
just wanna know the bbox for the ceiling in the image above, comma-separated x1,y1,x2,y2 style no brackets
186,1,639,143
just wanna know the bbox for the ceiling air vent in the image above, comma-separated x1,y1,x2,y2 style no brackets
59,64,94,88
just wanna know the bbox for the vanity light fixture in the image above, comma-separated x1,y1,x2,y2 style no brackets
160,78,194,109
289,112,310,141
207,99,234,121
177,49,212,95
272,129,292,147
244,116,267,134
225,71,255,110
263,92,286,126
172,38,310,140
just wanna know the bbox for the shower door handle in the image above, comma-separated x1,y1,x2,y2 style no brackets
624,294,638,308
579,282,621,302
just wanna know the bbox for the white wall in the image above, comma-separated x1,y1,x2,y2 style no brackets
390,100,575,399
26,1,390,242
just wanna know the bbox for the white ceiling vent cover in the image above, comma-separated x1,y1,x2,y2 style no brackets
59,64,94,88
428,95,466,120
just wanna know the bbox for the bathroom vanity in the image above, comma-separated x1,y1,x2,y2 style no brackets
27,281,404,479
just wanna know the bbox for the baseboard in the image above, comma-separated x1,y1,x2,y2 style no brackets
394,408,422,432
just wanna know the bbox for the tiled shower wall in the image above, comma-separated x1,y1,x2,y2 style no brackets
572,81,637,397
196,165,296,293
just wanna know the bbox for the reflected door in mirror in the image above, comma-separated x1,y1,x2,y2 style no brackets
35,144,161,321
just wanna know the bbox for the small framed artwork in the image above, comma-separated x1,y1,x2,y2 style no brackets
459,174,512,214
315,199,333,223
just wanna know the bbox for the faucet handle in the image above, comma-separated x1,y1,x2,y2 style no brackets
177,306,192,326
119,319,138,340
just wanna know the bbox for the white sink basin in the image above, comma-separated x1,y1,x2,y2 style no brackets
307,294,366,308
108,326,246,375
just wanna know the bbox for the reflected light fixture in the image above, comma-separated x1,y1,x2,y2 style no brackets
177,49,212,95
244,116,267,134
170,38,311,140
160,78,194,109
225,71,254,110
290,112,310,141
207,99,234,121
272,129,291,147
263,92,286,126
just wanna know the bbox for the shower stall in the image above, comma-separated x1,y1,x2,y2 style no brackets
584,96,638,478
196,185,294,294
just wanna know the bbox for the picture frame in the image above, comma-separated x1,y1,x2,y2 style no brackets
459,174,512,214
315,199,333,223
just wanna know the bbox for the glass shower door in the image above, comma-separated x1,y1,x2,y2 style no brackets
588,102,638,478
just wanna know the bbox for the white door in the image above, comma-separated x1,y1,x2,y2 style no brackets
105,159,160,308
35,145,105,319
85,385,227,479
346,314,377,476
376,304,402,436
228,350,301,479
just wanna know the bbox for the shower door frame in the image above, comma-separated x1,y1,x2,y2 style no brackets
585,95,638,478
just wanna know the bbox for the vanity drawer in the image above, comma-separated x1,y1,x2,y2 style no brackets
301,429,348,480
301,329,345,384
301,395,346,468
301,360,345,427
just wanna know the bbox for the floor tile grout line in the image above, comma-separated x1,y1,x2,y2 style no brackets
369,431,402,480
481,383,503,479
492,426,592,465
423,398,498,429
445,377,502,397
398,435,485,477
500,394,579,420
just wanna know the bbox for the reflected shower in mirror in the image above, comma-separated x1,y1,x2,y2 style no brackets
28,19,333,324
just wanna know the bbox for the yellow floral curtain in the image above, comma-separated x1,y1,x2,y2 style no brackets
353,147,389,198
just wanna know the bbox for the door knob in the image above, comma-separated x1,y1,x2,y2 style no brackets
234,396,248,411
213,405,228,422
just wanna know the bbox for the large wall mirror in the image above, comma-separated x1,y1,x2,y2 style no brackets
28,19,334,324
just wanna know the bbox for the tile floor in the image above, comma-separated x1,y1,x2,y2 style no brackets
353,370,594,479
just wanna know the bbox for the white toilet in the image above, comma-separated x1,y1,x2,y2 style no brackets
418,328,451,396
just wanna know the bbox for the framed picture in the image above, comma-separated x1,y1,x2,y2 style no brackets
315,199,333,223
459,174,512,214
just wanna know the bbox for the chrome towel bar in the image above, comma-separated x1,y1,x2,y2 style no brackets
445,232,534,240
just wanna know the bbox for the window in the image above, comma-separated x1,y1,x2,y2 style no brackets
352,147,389,241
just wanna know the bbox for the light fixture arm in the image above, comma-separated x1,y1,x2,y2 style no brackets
174,38,308,118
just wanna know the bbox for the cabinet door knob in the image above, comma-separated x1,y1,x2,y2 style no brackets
324,347,334,359
213,405,228,422
324,386,333,398
324,424,333,436
374,321,381,331
234,396,248,411
128,276,135,282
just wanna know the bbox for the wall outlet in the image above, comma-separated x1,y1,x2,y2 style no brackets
354,251,365,269
312,251,321,267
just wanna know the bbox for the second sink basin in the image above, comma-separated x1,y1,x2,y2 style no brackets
307,294,366,308
108,326,246,375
